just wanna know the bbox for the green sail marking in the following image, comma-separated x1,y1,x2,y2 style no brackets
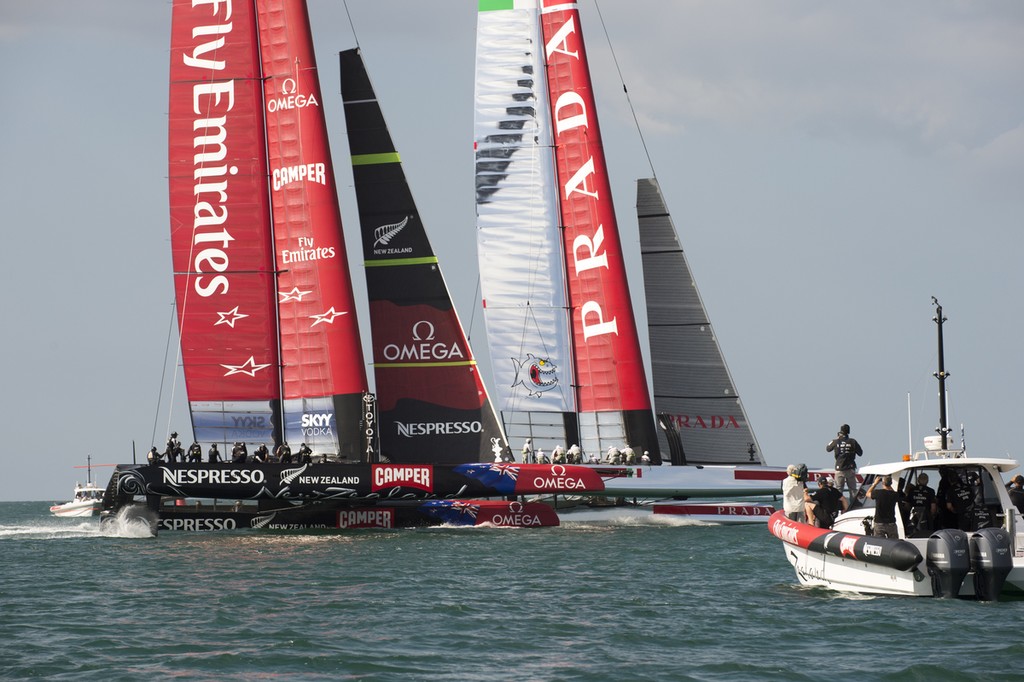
479,0,515,11
364,256,439,268
351,152,401,166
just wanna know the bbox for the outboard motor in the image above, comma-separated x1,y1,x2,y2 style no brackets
970,527,1013,601
926,528,970,598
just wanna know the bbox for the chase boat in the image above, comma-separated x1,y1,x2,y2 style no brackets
769,301,1022,600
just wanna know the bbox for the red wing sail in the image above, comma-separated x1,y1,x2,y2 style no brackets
256,1,368,459
168,0,280,445
340,49,507,465
539,2,658,451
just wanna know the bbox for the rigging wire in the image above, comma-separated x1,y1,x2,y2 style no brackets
341,0,360,49
592,0,657,180
153,298,178,451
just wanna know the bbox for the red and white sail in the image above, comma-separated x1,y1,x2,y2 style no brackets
256,0,368,458
168,0,367,457
475,0,659,458
168,0,280,446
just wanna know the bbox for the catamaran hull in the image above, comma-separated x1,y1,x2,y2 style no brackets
101,499,560,533
652,502,774,524
584,464,812,498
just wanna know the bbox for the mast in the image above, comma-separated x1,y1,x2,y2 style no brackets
932,296,951,450
340,48,507,464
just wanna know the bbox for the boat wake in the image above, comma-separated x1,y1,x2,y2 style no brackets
0,520,100,540
98,506,158,538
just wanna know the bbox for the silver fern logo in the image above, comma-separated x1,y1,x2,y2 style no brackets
373,216,410,247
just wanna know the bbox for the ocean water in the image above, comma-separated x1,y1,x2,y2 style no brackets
2,501,1022,681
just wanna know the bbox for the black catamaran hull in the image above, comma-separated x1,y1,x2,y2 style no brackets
99,462,608,531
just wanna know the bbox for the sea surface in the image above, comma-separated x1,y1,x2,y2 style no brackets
2,501,1022,681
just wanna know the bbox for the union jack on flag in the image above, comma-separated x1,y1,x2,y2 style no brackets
488,463,519,482
450,501,480,520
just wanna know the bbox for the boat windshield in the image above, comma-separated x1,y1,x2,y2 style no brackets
858,465,1005,537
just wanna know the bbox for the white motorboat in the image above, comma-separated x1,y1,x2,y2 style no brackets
50,481,105,518
50,456,107,517
770,301,1023,599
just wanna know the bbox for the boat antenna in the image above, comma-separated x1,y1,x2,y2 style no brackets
593,0,656,178
932,297,951,450
906,392,913,458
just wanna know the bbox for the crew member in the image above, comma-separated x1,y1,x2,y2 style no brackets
826,424,863,503
187,441,203,463
276,442,292,464
907,473,937,534
867,475,899,538
231,441,248,464
207,443,221,463
252,443,270,463
782,464,810,523
298,442,313,464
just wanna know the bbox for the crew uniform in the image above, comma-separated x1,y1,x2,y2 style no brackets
907,474,937,534
867,475,900,539
826,424,863,503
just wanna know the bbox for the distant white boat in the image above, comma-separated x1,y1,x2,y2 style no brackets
50,456,107,518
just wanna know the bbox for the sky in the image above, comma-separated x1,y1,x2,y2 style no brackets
1,1,1021,501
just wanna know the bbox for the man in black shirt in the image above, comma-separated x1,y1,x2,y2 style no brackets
1008,475,1024,515
810,476,847,528
907,472,937,534
867,475,899,538
826,424,863,504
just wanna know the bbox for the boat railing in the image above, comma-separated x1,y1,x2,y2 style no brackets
909,449,967,461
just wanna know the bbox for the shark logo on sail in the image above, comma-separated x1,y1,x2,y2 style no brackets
511,354,559,397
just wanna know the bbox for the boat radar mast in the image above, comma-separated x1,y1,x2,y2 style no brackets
932,296,952,450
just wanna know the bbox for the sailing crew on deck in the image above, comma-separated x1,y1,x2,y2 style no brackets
568,444,582,464
187,441,202,463
826,424,863,502
1008,475,1024,515
253,443,270,463
641,451,651,464
298,443,313,464
276,442,292,464
165,431,182,463
522,439,534,464
623,446,637,465
231,441,248,464
207,443,221,463
551,445,566,464
147,446,160,465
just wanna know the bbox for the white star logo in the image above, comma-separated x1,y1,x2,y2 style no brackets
310,307,348,327
215,306,249,328
221,356,272,377
279,287,313,303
